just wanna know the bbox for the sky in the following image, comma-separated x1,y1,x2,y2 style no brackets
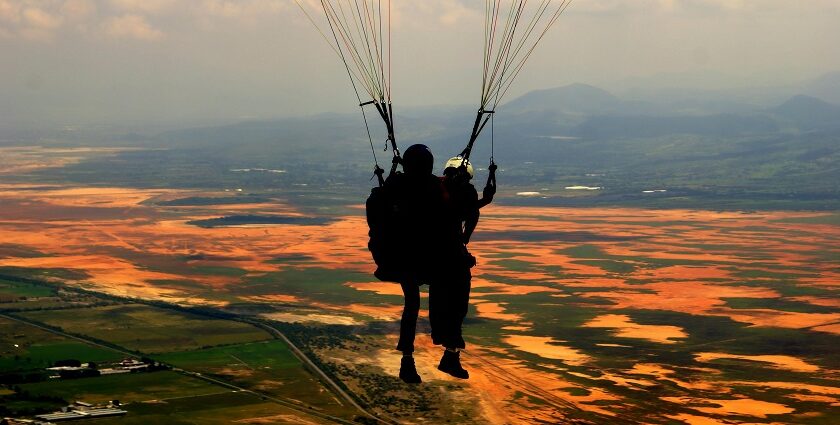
1,0,839,132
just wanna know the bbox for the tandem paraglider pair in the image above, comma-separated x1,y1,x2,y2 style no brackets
294,0,574,382
367,145,496,382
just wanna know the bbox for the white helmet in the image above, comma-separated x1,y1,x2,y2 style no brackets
444,156,474,178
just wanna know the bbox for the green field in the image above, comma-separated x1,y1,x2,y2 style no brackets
19,304,272,353
19,370,228,404
0,278,55,300
0,273,108,311
157,340,300,370
158,340,348,415
1,300,356,423
0,317,123,372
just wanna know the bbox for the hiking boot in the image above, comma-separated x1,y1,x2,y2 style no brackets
399,356,422,384
438,350,469,379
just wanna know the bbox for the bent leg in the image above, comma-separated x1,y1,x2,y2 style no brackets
431,267,472,349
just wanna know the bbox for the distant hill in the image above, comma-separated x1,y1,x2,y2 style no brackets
34,79,836,210
804,71,840,104
770,95,840,130
572,113,779,139
503,83,625,115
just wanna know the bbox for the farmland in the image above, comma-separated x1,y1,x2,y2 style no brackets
18,371,224,404
19,304,272,353
0,147,838,424
0,279,357,423
157,340,350,416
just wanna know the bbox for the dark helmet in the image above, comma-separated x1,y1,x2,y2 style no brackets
402,144,434,176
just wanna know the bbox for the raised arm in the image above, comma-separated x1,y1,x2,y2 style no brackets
477,162,497,209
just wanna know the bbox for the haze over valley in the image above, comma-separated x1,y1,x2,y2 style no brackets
2,1,839,424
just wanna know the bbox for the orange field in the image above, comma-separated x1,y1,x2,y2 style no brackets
1,181,838,424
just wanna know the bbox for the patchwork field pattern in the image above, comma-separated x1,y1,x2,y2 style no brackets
19,304,272,353
0,182,838,424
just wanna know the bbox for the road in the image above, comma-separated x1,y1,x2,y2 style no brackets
0,312,366,425
172,367,360,425
242,319,400,425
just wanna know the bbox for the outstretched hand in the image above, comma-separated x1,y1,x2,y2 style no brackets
483,162,497,200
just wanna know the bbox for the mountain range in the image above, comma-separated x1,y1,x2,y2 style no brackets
12,73,840,209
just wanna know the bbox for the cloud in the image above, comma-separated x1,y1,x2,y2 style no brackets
437,2,476,26
0,4,64,41
0,0,21,24
573,0,840,16
23,7,63,29
109,0,174,14
0,1,73,40
202,0,286,19
389,1,482,29
61,0,96,21
103,14,163,40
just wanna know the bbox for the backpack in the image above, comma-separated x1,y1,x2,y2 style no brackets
366,184,403,282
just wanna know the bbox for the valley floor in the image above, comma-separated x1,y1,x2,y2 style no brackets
1,180,839,424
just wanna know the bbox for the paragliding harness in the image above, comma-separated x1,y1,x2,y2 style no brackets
363,102,405,282
366,134,498,282
366,182,401,282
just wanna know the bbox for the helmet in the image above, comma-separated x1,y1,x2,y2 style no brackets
444,156,474,179
402,144,434,176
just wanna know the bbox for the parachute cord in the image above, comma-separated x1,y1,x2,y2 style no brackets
486,0,523,107
483,0,521,109
322,2,372,96
495,0,574,107
478,0,575,110
326,0,381,99
321,0,381,177
377,0,386,102
321,1,366,109
361,105,380,169
482,0,500,108
353,0,382,99
293,1,343,59
491,108,495,164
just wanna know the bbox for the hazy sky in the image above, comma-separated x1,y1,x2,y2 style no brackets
2,0,839,130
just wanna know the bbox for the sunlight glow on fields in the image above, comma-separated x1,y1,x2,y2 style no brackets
1,182,838,423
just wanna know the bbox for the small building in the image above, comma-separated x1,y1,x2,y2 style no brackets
46,366,85,371
82,409,127,418
35,411,85,421
98,368,131,375
35,408,127,422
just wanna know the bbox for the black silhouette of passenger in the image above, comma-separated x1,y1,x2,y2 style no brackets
431,157,495,379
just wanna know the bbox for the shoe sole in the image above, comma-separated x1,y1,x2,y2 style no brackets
438,366,469,379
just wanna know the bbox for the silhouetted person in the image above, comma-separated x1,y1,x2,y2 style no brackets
431,157,496,379
372,147,496,383
380,144,451,384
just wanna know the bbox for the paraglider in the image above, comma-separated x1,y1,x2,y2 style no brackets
293,0,574,382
